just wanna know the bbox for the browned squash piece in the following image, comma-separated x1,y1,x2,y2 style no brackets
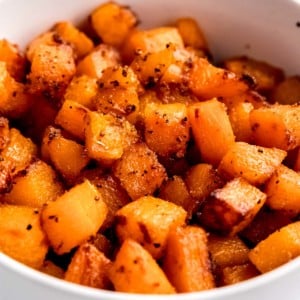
223,56,284,93
26,32,60,62
0,39,26,81
249,221,300,273
113,143,167,200
39,260,64,278
0,205,48,268
55,100,89,141
0,62,32,119
188,57,250,100
144,102,190,158
208,235,250,268
65,243,111,289
220,263,259,286
158,176,194,219
184,164,224,212
83,173,130,230
264,164,300,212
188,99,235,166
43,127,90,183
1,128,37,176
250,104,300,151
27,44,76,101
199,177,266,235
77,44,120,78
163,226,215,292
85,111,138,165
109,239,175,294
2,160,63,207
91,2,137,47
218,142,286,185
175,18,209,54
89,233,113,258
240,209,293,246
63,75,98,109
229,101,254,143
115,196,187,259
41,180,108,254
53,21,94,59
94,87,139,124
122,27,184,63
0,117,9,150
270,76,300,105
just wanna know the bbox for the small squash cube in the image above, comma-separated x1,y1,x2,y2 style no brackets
65,243,111,289
249,221,300,273
144,102,190,158
265,164,300,212
41,180,108,254
55,100,89,141
115,196,187,259
27,44,76,101
109,239,175,294
53,21,94,59
0,39,26,81
91,2,137,47
0,117,10,150
85,111,138,165
250,104,300,151
0,205,48,268
199,177,266,235
77,44,120,78
113,143,167,200
188,57,250,100
63,75,98,109
188,99,235,166
2,160,63,207
1,128,37,176
218,142,286,185
163,226,215,292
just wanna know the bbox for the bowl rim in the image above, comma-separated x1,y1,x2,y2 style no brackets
1,252,300,299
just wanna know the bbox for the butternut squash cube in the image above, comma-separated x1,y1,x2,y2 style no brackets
249,221,300,273
218,142,286,185
144,102,190,158
113,143,167,200
41,180,108,254
55,100,89,141
115,196,187,259
163,226,215,292
188,99,235,166
199,177,266,235
0,205,48,268
85,111,138,165
77,44,120,78
0,117,9,150
109,239,175,294
27,44,76,101
265,164,300,212
2,160,63,207
91,2,137,47
65,243,111,289
250,104,300,150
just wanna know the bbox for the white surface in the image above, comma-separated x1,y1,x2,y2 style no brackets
0,0,300,299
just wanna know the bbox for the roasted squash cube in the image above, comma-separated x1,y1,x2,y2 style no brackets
41,180,108,254
115,196,187,259
113,143,167,200
0,205,48,268
199,177,266,235
163,226,215,292
109,239,175,294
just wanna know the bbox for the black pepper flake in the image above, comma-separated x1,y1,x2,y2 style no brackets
48,215,59,222
122,69,128,77
110,80,120,87
154,67,161,73
153,243,161,248
257,149,264,153
26,224,32,231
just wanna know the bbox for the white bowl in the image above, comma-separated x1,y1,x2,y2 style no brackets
0,0,300,299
